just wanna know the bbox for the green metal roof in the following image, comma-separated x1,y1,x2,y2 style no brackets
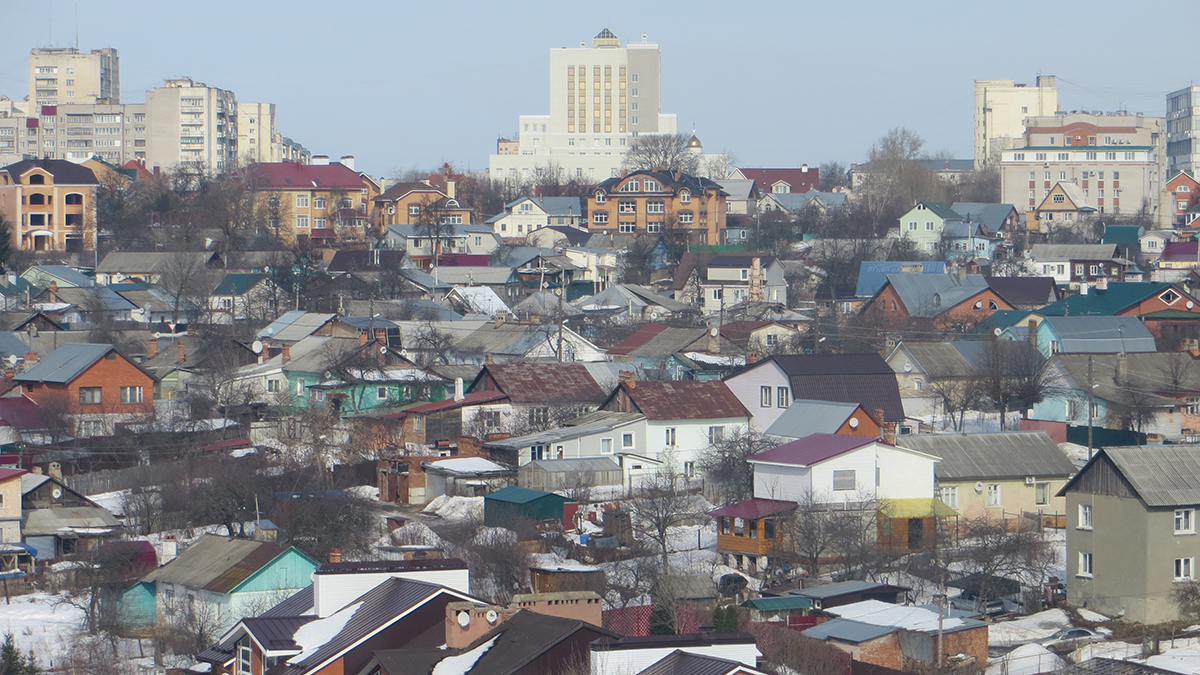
1037,282,1179,316
213,273,267,295
740,596,814,611
1102,225,1143,245
912,201,962,221
484,485,569,504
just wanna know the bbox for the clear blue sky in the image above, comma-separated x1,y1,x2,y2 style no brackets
0,0,1190,178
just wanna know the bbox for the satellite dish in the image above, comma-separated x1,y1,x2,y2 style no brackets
975,482,985,493
903,362,912,373
52,487,62,499
379,346,388,355
323,371,334,379
993,328,1003,336
486,610,498,624
1190,301,1196,310
252,340,264,354
6,355,16,365
849,418,859,429
400,349,409,358
456,611,471,627
709,326,718,337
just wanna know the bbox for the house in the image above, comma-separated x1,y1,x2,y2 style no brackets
13,343,156,438
21,470,122,560
1031,182,1097,230
241,161,380,243
599,373,751,476
1036,281,1200,320
1167,171,1200,226
606,324,736,381
444,287,511,318
897,202,963,253
724,354,905,433
805,600,988,671
575,284,693,322
0,158,98,252
130,534,317,633
590,633,763,675
984,276,1060,310
718,321,800,354
790,580,910,610
21,264,94,288
729,167,819,195
372,181,469,229
898,431,1076,521
384,223,500,260
759,191,848,219
487,196,585,235
708,498,798,574
885,340,1047,420
480,410,653,482
465,362,611,432
94,251,221,285
589,169,727,245
1103,224,1146,262
629,650,771,675
1059,445,1200,623
855,262,947,299
526,224,592,248
699,254,788,313
450,319,606,364
1003,316,1157,357
1028,244,1126,287
1141,232,1172,262
715,178,759,216
764,399,883,441
518,457,623,493
208,273,279,323
941,221,999,261
860,273,1014,330
309,363,449,416
1160,241,1200,270
952,202,1021,236
483,486,572,527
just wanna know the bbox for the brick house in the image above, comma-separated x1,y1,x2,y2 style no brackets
13,343,156,438
860,273,1015,331
589,169,727,245
0,158,98,252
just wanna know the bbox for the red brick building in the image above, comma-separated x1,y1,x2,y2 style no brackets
14,343,155,437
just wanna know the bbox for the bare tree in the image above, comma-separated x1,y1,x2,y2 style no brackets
158,252,220,325
953,515,1057,610
782,491,872,577
971,340,1052,429
631,469,707,574
819,162,849,192
929,377,984,432
698,427,774,505
621,134,700,174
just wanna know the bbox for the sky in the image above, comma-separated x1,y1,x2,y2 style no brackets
0,0,1193,179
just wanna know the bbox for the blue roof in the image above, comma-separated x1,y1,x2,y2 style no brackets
855,262,946,297
14,343,116,383
803,618,898,643
484,485,568,504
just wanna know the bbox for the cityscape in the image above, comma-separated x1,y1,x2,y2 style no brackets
2,13,1200,675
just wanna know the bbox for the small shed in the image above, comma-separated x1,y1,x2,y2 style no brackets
484,486,573,527
790,580,911,610
529,562,606,594
518,457,623,493
423,457,515,500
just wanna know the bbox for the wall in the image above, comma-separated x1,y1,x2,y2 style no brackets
941,477,1068,521
1066,490,1153,621
753,462,811,502
0,476,21,543
724,361,790,433
875,447,936,501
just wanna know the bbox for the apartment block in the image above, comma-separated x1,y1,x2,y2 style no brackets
1167,86,1200,175
29,47,120,106
237,102,278,164
145,78,237,172
974,76,1058,168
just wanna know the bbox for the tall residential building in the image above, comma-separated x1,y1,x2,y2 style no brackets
1167,86,1200,175
488,28,678,183
29,47,120,106
974,76,1058,168
237,102,278,163
145,79,237,172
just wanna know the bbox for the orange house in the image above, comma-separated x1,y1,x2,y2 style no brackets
588,169,727,245
0,158,97,252
14,343,155,438
371,182,473,230
1168,171,1200,227
862,273,1013,331
709,498,797,573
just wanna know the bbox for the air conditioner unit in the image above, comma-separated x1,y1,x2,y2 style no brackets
1025,476,1036,485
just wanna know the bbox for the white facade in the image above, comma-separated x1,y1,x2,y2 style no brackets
1000,145,1161,218
723,361,791,433
312,568,470,617
236,102,277,164
751,441,938,504
1168,86,1200,175
975,76,1058,168
488,29,679,182
145,79,238,172
30,47,120,106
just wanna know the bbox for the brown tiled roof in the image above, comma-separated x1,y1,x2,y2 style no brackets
617,380,749,421
476,364,607,404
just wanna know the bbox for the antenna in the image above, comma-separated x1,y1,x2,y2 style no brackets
75,3,79,49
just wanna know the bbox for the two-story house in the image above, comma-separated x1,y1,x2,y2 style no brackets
384,223,499,262
699,254,788,314
589,169,727,245
0,158,98,252
372,181,473,231
1167,171,1200,227
14,343,156,438
487,196,585,236
242,161,381,244
1060,445,1200,623
897,202,963,253
1029,244,1126,287
860,273,1015,331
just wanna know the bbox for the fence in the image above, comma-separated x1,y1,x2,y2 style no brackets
65,459,195,496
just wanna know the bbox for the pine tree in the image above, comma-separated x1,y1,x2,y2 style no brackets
0,632,37,675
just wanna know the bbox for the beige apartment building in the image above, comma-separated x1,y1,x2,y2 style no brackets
145,78,237,172
238,102,287,164
999,112,1166,223
29,47,120,106
974,76,1058,168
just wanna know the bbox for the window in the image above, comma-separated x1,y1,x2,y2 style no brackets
760,386,772,407
1035,482,1051,506
986,484,1001,507
833,470,856,491
644,180,659,192
1079,504,1093,529
528,407,549,426
595,192,606,204
267,379,280,392
712,289,722,301
313,198,326,209
618,201,636,214
620,181,640,192
1177,509,1195,534
295,194,309,208
1079,552,1093,577
1053,194,1065,203
600,438,613,454
680,191,690,203
665,427,676,446
646,223,661,233
79,387,102,405
482,410,501,429
939,486,959,509
64,193,83,205
1075,264,1084,276
647,200,664,214
593,211,608,223
778,387,789,408
679,212,693,224
618,224,635,233
1178,558,1196,582
925,221,934,231
120,386,143,404
684,461,696,477
622,432,634,448
1160,290,1181,305
78,419,102,438
296,214,309,229
530,445,547,461
708,426,724,444
375,386,389,401
237,645,252,675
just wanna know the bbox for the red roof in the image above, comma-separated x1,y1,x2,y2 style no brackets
481,364,608,405
0,397,51,431
708,498,797,519
404,390,508,414
734,168,818,194
719,321,774,342
0,467,27,483
309,228,337,239
244,162,367,191
1162,241,1199,263
749,434,877,466
619,380,749,421
607,324,671,356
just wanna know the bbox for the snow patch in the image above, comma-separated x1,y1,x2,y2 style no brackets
346,485,379,500
1077,608,1110,623
988,609,1072,647
289,601,362,664
427,457,507,474
423,495,484,521
986,644,1065,675
432,635,498,675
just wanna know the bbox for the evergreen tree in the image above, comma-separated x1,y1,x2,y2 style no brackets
712,605,740,633
0,632,37,675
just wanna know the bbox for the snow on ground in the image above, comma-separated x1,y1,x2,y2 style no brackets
1060,442,1092,466
1077,608,1110,623
989,609,1072,647
712,564,764,591
384,521,445,549
986,643,1066,675
346,485,379,500
0,592,84,667
919,411,1024,434
1077,640,1143,662
86,489,129,515
422,495,484,522
1142,646,1200,674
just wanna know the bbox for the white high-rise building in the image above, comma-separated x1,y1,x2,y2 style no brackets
1166,86,1200,176
974,76,1058,169
489,29,678,183
29,47,120,106
145,78,237,172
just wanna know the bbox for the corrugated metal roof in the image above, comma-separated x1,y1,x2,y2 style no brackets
1042,316,1156,353
479,364,608,404
741,596,815,611
757,354,905,423
14,343,114,384
1055,658,1179,675
143,534,289,593
792,580,908,600
523,457,622,473
241,616,313,651
1096,446,1200,507
485,485,569,504
749,434,876,467
708,498,797,520
1030,243,1119,262
620,381,749,421
23,506,120,535
803,618,898,643
898,431,1076,480
855,261,946,297
886,273,990,318
261,586,314,617
765,399,861,439
636,650,761,675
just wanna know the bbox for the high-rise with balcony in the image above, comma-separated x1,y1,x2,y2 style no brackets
145,79,237,172
488,28,678,183
29,47,120,106
1166,86,1200,176
974,76,1058,169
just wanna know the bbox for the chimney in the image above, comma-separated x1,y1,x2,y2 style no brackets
1151,269,1162,282
3,368,13,381
23,351,38,366
1079,282,1089,296
147,338,158,359
454,377,464,401
485,354,494,365
496,313,506,326
883,422,897,445
328,548,342,563
282,343,291,363
358,331,369,345
530,312,540,324
619,370,636,389
160,535,178,564
1117,351,1128,380
339,155,355,171
312,155,330,166
747,353,759,364
872,408,886,428
447,180,456,200
1096,275,1109,291
48,280,58,302
177,341,186,364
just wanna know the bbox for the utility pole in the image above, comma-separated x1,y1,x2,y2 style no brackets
1087,355,1095,460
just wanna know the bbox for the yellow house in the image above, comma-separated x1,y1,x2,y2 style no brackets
0,468,23,546
899,431,1077,523
1029,181,1097,232
371,181,474,232
0,158,98,252
243,161,380,244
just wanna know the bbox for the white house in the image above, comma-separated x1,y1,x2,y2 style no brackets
384,223,501,257
487,196,585,236
699,254,788,314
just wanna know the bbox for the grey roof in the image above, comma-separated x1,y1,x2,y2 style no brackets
513,290,586,317
522,457,623,473
636,650,763,675
483,412,645,450
714,179,756,201
802,617,898,643
22,265,95,287
898,431,1076,480
1029,243,1119,261
256,312,336,342
763,191,848,212
1041,316,1157,354
885,273,991,318
399,267,453,291
532,196,584,216
1091,446,1200,507
142,534,284,590
1053,658,1180,675
22,506,121,536
452,322,561,356
791,580,903,599
951,203,1016,232
96,251,213,274
14,343,116,383
386,223,492,238
576,284,691,313
431,267,514,286
855,261,947,297
20,473,51,495
765,399,861,440
1054,353,1200,407
891,342,973,378
43,285,137,312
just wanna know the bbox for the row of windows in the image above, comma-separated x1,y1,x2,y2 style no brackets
759,386,790,408
1076,551,1194,581
78,386,143,405
596,190,690,204
1012,151,1139,161
23,193,84,205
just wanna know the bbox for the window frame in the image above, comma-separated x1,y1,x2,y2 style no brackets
1177,557,1196,582
119,386,143,404
1079,503,1093,529
1176,508,1195,535
760,386,772,407
1078,551,1093,577
78,387,102,405
832,469,856,492
986,483,1001,507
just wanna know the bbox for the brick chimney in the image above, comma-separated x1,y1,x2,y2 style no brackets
872,408,886,429
3,368,14,381
24,351,38,367
48,281,58,302
147,338,158,359
747,353,759,364
282,343,291,364
328,548,342,563
176,341,186,364
485,354,494,364
883,422,897,445
458,436,481,457
358,331,368,345
619,370,636,390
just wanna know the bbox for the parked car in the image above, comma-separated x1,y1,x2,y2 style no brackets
1037,628,1105,651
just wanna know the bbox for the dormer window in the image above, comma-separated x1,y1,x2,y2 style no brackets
595,192,606,204
644,180,658,192
620,181,640,192
1180,186,1192,193
680,190,691,203
27,174,45,185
